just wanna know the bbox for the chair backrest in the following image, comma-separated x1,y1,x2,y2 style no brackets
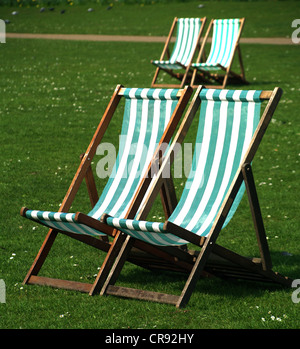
89,88,181,220
106,89,264,246
205,19,241,68
169,18,203,67
170,88,261,238
23,88,186,238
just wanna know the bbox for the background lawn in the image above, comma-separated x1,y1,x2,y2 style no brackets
0,0,299,331
1,0,299,37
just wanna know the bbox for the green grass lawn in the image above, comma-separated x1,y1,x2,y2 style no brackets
1,0,300,37
0,1,300,330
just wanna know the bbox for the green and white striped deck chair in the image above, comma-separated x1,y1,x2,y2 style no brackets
151,17,206,88
191,18,247,89
100,86,292,308
20,85,193,295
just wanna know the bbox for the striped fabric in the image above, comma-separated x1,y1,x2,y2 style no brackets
104,88,262,246
106,217,165,234
192,19,240,71
152,18,202,70
24,88,180,237
23,210,102,237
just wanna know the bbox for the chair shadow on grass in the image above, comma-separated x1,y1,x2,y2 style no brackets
226,79,276,88
113,250,298,303
270,250,300,280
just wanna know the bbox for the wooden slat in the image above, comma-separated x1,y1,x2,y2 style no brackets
106,285,179,305
163,221,205,247
28,275,92,293
212,244,292,286
259,91,272,100
75,212,116,237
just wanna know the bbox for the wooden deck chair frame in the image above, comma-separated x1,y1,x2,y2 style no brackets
98,86,293,308
191,18,247,89
20,84,193,295
151,17,206,88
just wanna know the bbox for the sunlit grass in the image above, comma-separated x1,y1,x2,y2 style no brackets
0,2,299,330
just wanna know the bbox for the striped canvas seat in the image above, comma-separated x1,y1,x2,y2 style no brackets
152,18,203,70
193,19,241,71
103,88,262,246
151,17,206,88
22,88,184,238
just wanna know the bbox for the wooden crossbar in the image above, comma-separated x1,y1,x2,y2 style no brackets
106,285,180,305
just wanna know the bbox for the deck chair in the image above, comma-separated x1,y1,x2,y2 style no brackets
191,18,247,89
99,86,293,308
20,84,193,294
151,17,206,88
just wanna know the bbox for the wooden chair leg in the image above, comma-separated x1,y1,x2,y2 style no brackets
89,231,128,295
23,229,58,284
100,234,135,296
242,163,272,270
237,45,246,81
151,66,161,87
222,72,229,89
176,235,217,308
